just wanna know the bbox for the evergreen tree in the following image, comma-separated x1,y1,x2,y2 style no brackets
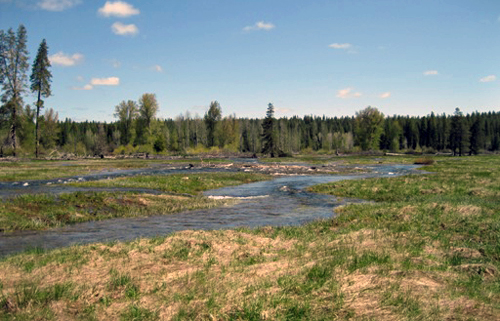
261,103,277,156
0,25,29,156
469,114,484,155
30,39,52,158
450,108,469,156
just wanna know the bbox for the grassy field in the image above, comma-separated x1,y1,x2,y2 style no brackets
0,155,499,320
0,173,270,231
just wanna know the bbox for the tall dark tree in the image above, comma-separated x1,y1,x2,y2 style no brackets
469,114,484,155
0,25,29,156
450,108,469,156
204,100,221,147
261,103,277,156
30,39,52,158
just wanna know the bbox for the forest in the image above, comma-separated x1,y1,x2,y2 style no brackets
1,25,499,158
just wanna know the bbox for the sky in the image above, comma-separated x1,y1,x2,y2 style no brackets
0,0,499,122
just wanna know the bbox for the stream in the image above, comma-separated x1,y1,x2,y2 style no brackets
0,164,420,257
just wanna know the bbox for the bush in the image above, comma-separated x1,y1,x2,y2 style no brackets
414,157,435,165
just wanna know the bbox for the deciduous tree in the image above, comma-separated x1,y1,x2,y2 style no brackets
114,100,138,145
204,101,221,148
0,25,29,156
354,106,384,151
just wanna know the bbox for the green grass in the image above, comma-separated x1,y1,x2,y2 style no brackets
70,172,270,195
0,191,225,231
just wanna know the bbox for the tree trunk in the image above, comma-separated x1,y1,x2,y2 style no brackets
35,91,41,158
11,96,18,157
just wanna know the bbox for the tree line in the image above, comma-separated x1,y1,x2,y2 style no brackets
49,104,500,157
1,25,499,158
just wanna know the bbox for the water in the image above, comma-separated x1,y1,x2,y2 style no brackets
0,164,235,198
0,164,420,257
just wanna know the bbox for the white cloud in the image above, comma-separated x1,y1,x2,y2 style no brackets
90,77,120,86
72,84,93,90
480,75,496,82
423,70,438,76
111,22,139,36
243,21,275,31
98,1,139,17
380,92,391,99
329,43,352,50
153,65,163,72
49,52,84,67
37,0,81,11
336,88,362,99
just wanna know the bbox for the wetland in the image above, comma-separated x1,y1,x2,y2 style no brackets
0,155,499,320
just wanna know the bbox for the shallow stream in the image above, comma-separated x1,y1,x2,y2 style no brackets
0,164,420,257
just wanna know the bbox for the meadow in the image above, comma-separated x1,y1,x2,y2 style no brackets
0,155,499,320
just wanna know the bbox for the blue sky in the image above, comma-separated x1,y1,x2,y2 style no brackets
1,0,499,122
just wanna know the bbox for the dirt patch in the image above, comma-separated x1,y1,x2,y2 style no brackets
456,205,482,216
455,264,498,278
451,247,483,259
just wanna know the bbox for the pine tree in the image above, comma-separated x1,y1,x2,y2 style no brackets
450,108,469,156
30,39,52,158
261,103,277,156
469,114,484,155
0,25,29,156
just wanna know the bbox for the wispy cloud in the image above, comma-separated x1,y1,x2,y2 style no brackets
37,0,81,11
98,1,139,17
480,75,496,83
72,84,93,90
90,77,120,86
276,108,293,114
243,21,275,32
49,52,84,66
328,43,352,50
110,59,121,68
153,65,163,73
111,22,138,36
423,70,438,76
380,92,391,99
336,88,362,99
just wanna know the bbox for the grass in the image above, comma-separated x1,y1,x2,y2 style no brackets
0,172,270,231
69,172,270,195
0,158,230,182
0,155,499,319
